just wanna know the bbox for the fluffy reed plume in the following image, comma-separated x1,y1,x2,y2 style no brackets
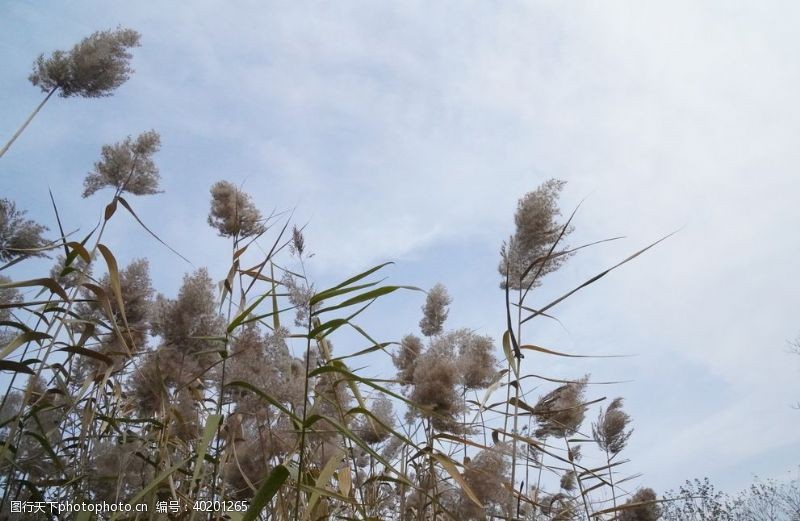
408,333,464,433
541,493,578,521
71,259,153,380
401,290,497,435
208,180,266,238
169,388,201,442
282,272,318,327
455,329,498,390
87,439,154,503
227,324,304,412
499,178,572,290
618,487,661,521
592,397,633,456
458,446,511,520
78,258,153,333
224,436,274,499
0,198,48,261
568,444,582,462
560,470,577,492
419,283,451,337
532,376,589,438
355,394,395,444
129,268,225,408
151,268,225,366
0,276,21,328
290,225,305,256
82,130,162,197
29,27,140,98
127,352,168,416
1,27,140,158
393,334,422,385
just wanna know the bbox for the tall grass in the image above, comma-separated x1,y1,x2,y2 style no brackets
0,27,675,521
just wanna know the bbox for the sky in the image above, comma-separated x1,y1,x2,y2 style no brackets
1,0,799,496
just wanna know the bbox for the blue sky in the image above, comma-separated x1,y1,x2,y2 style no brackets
2,0,799,495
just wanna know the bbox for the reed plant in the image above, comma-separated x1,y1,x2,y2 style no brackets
0,27,677,521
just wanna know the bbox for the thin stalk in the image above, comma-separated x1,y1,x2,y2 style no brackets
510,287,523,517
565,438,592,521
209,233,238,512
0,86,58,159
606,447,618,515
294,292,314,520
426,419,438,521
399,445,407,520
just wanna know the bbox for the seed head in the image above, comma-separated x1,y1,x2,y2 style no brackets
532,376,589,438
290,225,305,256
408,335,464,433
355,394,395,445
29,27,141,97
568,444,582,462
618,487,661,521
459,446,511,520
560,470,576,491
0,276,21,325
393,334,422,385
592,397,633,456
149,268,225,379
499,179,572,290
419,283,451,336
207,180,265,238
82,131,162,197
281,272,319,327
456,329,498,389
0,199,49,261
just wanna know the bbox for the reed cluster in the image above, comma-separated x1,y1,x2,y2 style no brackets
0,26,737,521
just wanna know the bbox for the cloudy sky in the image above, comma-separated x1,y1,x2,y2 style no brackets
2,1,799,495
